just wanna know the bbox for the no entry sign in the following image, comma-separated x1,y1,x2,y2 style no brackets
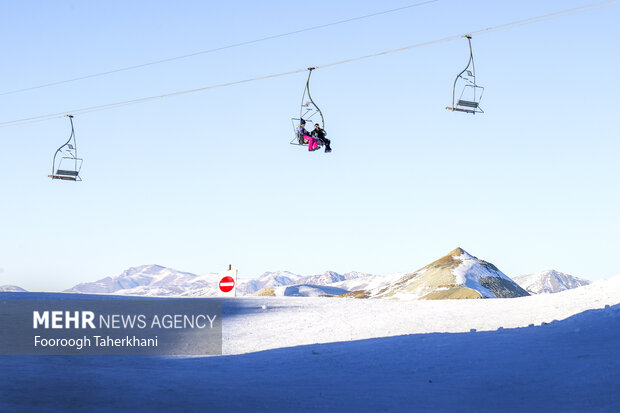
217,266,238,297
219,276,235,293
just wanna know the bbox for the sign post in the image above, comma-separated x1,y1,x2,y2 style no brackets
217,265,238,297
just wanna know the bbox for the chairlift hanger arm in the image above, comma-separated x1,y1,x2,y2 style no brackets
51,115,76,174
451,36,475,107
302,67,325,129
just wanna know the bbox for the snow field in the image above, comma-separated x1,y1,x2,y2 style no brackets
223,275,620,354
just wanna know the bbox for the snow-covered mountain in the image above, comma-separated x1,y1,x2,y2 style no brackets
296,271,368,287
236,271,303,295
513,270,590,294
0,285,27,292
65,265,219,297
350,248,529,300
239,271,370,295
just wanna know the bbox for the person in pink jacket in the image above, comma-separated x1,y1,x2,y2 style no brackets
296,119,319,151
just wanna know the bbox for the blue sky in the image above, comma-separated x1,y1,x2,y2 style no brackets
0,0,618,290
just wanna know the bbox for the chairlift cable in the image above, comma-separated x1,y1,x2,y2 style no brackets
0,0,616,128
0,0,439,97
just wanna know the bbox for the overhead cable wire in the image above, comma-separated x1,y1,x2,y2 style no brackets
0,0,616,128
0,0,438,96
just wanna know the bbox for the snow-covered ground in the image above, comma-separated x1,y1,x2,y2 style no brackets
1,276,619,412
224,275,619,354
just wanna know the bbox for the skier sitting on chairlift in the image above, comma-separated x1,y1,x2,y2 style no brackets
311,123,331,153
297,119,319,152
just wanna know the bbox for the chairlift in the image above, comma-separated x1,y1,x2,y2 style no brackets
48,115,82,181
446,35,484,114
290,67,325,148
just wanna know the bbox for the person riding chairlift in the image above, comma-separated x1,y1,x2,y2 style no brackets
310,123,331,153
297,119,319,151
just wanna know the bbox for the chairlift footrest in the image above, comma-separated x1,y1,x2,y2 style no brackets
446,106,478,114
48,174,78,181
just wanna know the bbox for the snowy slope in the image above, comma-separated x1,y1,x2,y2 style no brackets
2,304,619,412
450,249,522,297
514,269,590,294
1,275,619,412
330,271,408,295
8,274,618,355
222,274,620,354
0,285,26,292
258,284,350,297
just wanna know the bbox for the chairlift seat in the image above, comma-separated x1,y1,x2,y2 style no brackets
49,168,80,181
290,117,324,147
457,100,479,108
56,169,79,176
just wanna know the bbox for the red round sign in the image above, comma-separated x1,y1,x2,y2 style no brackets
219,276,235,293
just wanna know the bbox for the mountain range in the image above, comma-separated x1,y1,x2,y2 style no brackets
2,248,592,300
62,265,371,298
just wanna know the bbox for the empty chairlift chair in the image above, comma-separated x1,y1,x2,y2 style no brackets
48,115,82,181
446,35,484,114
